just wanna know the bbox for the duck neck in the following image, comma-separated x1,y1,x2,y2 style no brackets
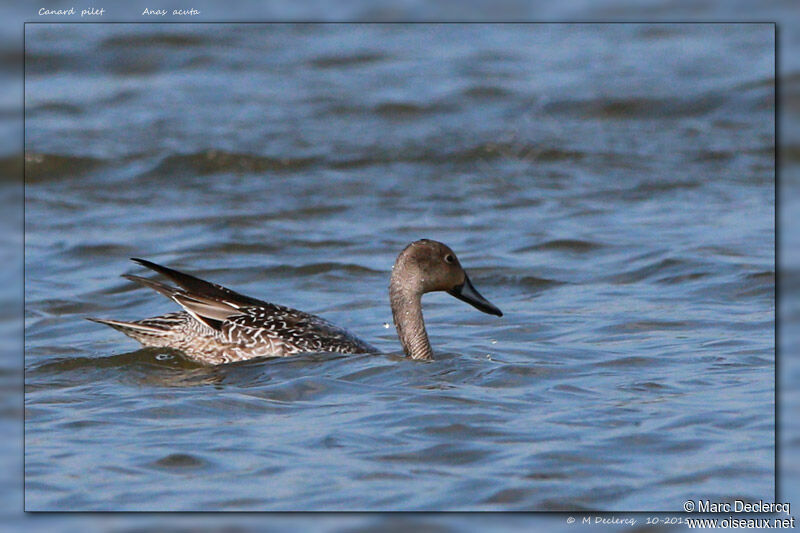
389,278,433,361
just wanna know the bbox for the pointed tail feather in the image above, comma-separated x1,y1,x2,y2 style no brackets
87,317,173,345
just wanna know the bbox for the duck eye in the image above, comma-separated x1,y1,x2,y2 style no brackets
444,254,455,264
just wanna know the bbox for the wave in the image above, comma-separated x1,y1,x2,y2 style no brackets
24,153,107,182
148,150,321,176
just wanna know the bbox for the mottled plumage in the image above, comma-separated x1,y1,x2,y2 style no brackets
88,258,374,364
89,241,502,364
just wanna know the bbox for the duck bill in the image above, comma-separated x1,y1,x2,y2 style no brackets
447,274,503,317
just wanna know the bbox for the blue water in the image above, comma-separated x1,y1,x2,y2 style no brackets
24,23,774,511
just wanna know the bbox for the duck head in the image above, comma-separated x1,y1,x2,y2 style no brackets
391,239,503,316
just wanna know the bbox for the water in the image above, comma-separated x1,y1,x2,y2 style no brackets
24,23,775,511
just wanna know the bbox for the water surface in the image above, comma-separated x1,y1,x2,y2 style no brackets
24,23,775,511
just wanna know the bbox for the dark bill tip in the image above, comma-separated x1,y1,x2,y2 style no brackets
447,274,503,317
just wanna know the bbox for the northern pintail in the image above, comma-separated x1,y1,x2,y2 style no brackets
88,239,502,364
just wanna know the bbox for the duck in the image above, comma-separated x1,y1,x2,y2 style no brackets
88,239,502,364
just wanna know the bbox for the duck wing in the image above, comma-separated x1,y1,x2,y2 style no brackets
128,258,290,330
131,258,269,307
128,258,375,353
